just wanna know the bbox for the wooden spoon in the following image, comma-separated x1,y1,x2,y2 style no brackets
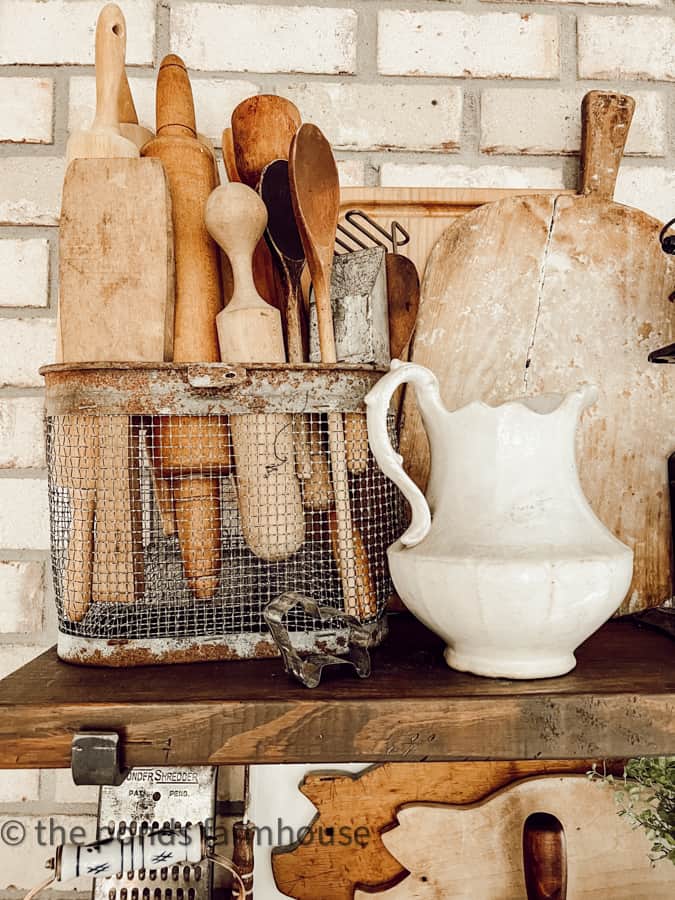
259,158,332,505
387,254,420,359
222,127,242,183
289,123,377,619
231,95,301,189
523,812,567,900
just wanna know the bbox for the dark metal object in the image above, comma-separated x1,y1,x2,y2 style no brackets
336,209,410,255
659,217,675,255
264,592,376,688
71,732,128,786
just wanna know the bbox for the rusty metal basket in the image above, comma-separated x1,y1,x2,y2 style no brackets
41,362,404,667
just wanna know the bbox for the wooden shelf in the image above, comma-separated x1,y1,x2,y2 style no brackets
0,616,672,768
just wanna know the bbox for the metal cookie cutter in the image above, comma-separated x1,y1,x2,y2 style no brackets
264,592,375,688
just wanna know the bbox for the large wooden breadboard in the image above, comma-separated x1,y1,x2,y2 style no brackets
356,775,675,899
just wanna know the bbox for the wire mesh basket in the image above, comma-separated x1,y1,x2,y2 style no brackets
41,362,405,666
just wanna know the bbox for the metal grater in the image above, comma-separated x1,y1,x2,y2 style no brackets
93,767,217,899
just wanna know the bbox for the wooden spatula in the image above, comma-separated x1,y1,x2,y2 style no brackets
259,158,332,507
206,182,305,560
289,123,377,619
523,812,567,900
142,55,226,600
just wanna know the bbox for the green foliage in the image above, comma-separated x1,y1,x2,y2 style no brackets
588,757,675,865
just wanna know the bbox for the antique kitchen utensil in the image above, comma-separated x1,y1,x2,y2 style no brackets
367,365,632,678
259,158,332,506
290,123,376,619
387,253,420,360
523,812,567,900
142,54,225,600
404,91,675,616
65,4,138,165
355,777,675,899
272,761,593,900
231,95,301,190
222,127,242,183
117,71,153,149
206,182,305,560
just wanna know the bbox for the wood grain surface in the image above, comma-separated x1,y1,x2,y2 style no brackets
356,776,675,899
272,761,597,900
0,617,672,768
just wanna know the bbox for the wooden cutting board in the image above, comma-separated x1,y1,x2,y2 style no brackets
355,776,675,899
271,760,598,900
59,157,174,611
399,92,675,616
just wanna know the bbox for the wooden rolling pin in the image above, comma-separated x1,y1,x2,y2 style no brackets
142,55,226,600
206,183,305,561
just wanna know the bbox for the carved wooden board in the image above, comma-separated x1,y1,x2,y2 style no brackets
272,760,598,900
355,776,675,899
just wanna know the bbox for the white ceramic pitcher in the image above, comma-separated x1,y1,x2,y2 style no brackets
365,362,633,679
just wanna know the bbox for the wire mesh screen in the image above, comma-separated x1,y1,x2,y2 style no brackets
46,386,405,664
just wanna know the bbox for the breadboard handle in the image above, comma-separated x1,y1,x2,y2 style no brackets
580,91,635,200
93,3,127,133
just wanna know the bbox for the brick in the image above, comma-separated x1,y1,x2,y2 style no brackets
481,89,666,157
286,83,462,152
69,75,261,146
0,240,50,308
337,159,366,187
0,562,44,633
0,814,96,890
54,770,99,805
0,645,40,679
0,79,53,144
578,16,675,81
615,166,675,224
170,3,357,74
378,11,560,79
0,318,56,388
0,0,155,66
379,162,565,190
0,398,46,469
0,158,64,226
0,770,39,803
0,478,49,550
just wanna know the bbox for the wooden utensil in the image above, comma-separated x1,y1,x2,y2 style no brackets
231,95,301,190
65,4,138,165
387,254,420,359
355,776,675,899
206,182,305,560
271,760,594,900
142,54,226,600
118,71,153,150
405,91,675,616
289,123,376,619
523,812,567,900
222,127,241,183
259,158,332,505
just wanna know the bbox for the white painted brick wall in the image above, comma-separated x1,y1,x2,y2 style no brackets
0,319,56,387
0,0,674,840
0,479,50,550
0,79,53,144
480,89,666,157
171,3,358,74
0,0,155,65
578,16,675,81
0,814,96,891
286,83,463,152
0,561,44,633
0,239,50,308
378,11,560,79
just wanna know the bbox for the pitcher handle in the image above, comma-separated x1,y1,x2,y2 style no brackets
365,361,439,548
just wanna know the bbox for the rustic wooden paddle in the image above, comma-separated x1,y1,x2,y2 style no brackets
59,4,161,618
142,54,226,600
404,91,675,616
289,123,376,619
206,182,305,560
259,158,333,507
523,812,567,900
